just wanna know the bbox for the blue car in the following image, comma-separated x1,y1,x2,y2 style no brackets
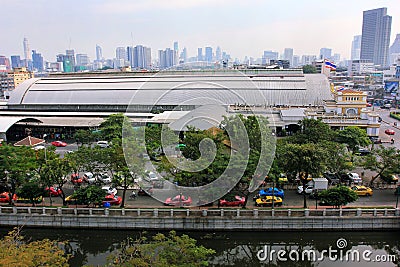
253,187,284,200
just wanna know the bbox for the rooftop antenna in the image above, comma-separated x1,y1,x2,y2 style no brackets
68,37,72,50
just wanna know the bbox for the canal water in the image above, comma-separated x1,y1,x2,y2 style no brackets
0,228,398,266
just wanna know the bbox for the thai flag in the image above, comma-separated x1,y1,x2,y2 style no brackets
337,86,345,91
324,60,336,71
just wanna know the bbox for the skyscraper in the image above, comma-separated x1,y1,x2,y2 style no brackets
159,48,175,69
205,47,213,62
23,38,31,61
360,7,392,67
351,35,362,60
197,48,203,61
32,50,44,72
319,48,332,60
215,47,222,61
390,34,400,54
10,56,22,69
96,44,103,62
283,48,293,66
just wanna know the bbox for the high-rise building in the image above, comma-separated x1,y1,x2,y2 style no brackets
262,51,278,65
173,42,179,65
389,34,400,55
133,45,151,69
215,47,222,62
0,56,11,71
96,44,103,61
360,7,392,67
159,48,175,69
197,48,203,61
10,56,22,69
351,35,362,60
32,50,44,72
283,48,294,66
126,46,134,68
319,48,332,60
180,47,188,63
66,50,76,69
76,54,90,70
205,47,213,62
23,37,31,61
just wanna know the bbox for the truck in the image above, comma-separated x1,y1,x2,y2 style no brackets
297,178,328,194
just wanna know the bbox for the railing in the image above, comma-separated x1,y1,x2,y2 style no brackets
0,206,399,218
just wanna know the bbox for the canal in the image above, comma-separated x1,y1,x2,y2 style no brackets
0,228,399,266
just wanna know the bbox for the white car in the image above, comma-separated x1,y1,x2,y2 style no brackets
102,186,117,195
96,141,109,148
83,172,96,184
97,173,112,184
144,171,159,182
348,173,362,184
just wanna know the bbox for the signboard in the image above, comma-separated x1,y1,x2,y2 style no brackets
384,81,399,94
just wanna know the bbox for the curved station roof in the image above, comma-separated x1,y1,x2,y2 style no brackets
8,69,333,112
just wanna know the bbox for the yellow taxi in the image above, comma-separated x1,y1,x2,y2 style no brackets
350,185,373,196
255,196,283,207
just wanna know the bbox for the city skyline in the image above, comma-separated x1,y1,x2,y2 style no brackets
1,1,400,62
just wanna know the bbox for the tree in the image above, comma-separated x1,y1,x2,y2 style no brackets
0,228,70,266
108,231,215,267
16,180,44,206
336,126,371,158
361,146,400,186
318,186,358,208
288,118,335,144
72,185,106,207
302,64,317,73
99,113,126,142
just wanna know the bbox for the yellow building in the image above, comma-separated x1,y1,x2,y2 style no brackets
8,67,34,88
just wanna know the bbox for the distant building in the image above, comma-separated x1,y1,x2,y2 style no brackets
319,48,332,60
180,47,188,63
32,50,44,72
0,56,11,71
360,7,392,67
348,59,375,76
262,51,278,65
215,47,222,61
133,45,151,69
0,67,34,99
95,44,103,62
10,56,22,69
283,48,293,66
205,47,213,62
23,38,31,62
351,35,362,60
76,54,90,71
197,48,203,61
158,48,175,69
301,55,317,66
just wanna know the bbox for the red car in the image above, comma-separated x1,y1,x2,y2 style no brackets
164,195,192,206
71,173,83,185
385,129,395,135
0,192,17,203
102,194,122,206
219,196,246,207
51,141,68,147
45,187,62,197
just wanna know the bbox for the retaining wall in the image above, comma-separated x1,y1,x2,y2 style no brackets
0,207,399,231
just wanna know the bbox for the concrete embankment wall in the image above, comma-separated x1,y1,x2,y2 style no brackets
0,207,399,231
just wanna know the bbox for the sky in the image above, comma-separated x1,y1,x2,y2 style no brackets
1,0,399,62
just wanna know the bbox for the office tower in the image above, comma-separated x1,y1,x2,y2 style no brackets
333,53,340,63
262,51,278,65
197,48,203,61
351,35,362,60
390,34,400,54
96,45,103,61
0,56,11,70
205,47,213,62
57,54,73,73
292,55,300,67
32,50,44,71
173,42,179,65
76,54,90,70
301,55,317,65
133,45,151,69
159,48,175,69
23,38,31,61
283,48,294,66
66,49,76,70
215,46,222,61
319,48,332,60
10,56,22,69
180,47,188,63
126,46,134,68
360,7,392,67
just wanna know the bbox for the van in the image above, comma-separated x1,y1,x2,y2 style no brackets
96,141,109,148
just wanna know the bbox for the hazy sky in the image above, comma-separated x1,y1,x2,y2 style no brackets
1,0,399,62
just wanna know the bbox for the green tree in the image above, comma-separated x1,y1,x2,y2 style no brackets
0,144,38,204
361,146,400,186
99,113,126,142
108,231,215,267
16,180,44,206
72,185,106,207
336,126,371,157
0,228,70,266
289,118,335,144
302,64,317,73
318,186,358,208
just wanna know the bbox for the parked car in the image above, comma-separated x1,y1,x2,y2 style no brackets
253,187,284,200
380,173,399,184
255,196,283,207
51,141,67,147
83,172,96,184
385,129,395,135
350,185,373,196
341,173,362,184
97,173,112,184
323,172,341,185
96,141,109,148
44,186,62,197
219,196,245,207
356,148,371,156
70,173,83,185
145,171,158,182
102,186,117,195
102,194,122,206
164,195,192,206
0,192,16,203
